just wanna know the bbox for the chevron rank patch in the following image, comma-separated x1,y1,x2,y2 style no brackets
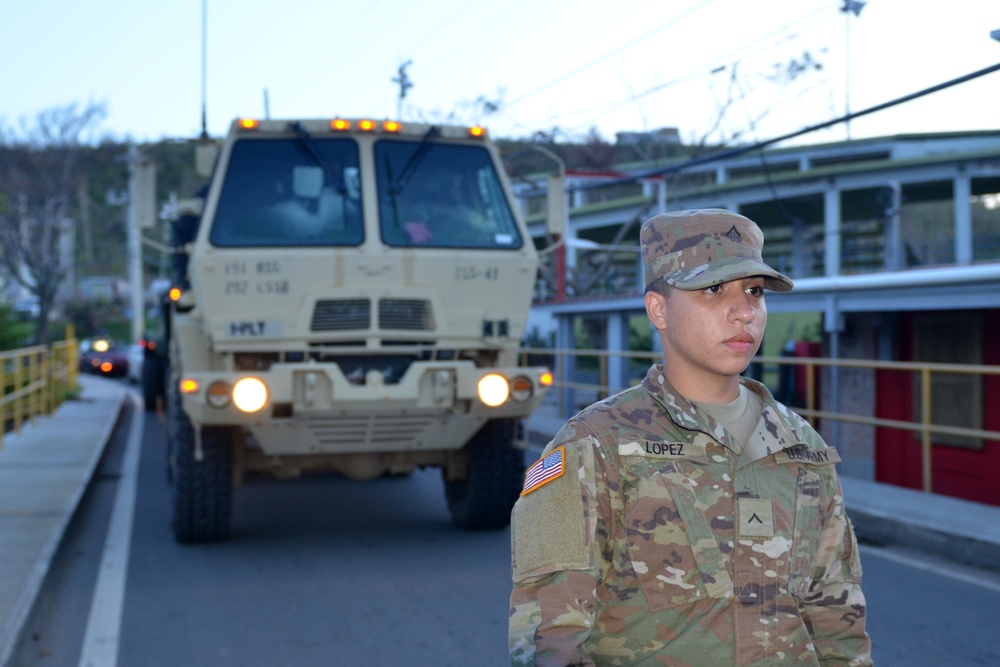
520,446,566,496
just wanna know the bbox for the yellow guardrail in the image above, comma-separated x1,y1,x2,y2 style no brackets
519,346,1000,494
0,338,78,448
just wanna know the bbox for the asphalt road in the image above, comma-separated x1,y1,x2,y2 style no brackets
14,384,1000,667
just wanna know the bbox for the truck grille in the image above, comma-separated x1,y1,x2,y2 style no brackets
309,298,433,332
311,299,371,331
379,299,434,331
307,414,439,446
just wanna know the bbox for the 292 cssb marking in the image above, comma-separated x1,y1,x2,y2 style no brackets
226,320,283,337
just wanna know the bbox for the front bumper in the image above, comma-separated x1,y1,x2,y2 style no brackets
178,360,550,455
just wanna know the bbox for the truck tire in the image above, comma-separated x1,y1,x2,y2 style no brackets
170,396,233,543
443,418,524,529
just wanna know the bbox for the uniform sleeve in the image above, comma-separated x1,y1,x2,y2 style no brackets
509,429,610,667
800,473,873,666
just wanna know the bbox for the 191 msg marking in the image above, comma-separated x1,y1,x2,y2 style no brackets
455,266,499,281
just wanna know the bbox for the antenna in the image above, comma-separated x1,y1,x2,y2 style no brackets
200,0,209,139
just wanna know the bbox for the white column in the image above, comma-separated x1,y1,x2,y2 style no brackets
823,186,841,277
954,170,972,264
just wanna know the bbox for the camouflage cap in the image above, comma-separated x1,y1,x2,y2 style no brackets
641,208,793,292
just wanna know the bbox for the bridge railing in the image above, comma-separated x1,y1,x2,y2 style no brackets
0,338,79,448
519,346,1000,494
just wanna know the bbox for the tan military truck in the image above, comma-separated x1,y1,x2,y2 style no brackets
165,117,551,542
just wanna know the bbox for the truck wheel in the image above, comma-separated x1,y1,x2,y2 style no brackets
443,419,524,529
170,398,233,543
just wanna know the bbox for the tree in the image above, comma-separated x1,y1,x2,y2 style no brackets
0,102,107,344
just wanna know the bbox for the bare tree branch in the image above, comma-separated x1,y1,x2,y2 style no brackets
0,101,107,343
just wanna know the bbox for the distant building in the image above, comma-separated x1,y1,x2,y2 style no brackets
516,130,1000,506
78,276,128,302
615,127,681,146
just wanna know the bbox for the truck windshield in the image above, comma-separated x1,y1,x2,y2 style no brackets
376,140,522,249
210,138,363,247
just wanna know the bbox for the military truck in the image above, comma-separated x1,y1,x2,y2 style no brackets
165,117,552,543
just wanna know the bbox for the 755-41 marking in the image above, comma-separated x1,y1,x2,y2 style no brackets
455,266,499,281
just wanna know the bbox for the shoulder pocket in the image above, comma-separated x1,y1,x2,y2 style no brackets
512,442,594,581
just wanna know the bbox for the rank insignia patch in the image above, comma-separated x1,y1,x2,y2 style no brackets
520,446,566,496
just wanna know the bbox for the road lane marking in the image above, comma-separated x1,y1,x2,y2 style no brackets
861,544,1000,595
78,394,143,667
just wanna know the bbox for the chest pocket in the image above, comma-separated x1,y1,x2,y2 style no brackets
622,456,733,612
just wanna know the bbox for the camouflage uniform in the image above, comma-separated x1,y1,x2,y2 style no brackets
510,366,872,666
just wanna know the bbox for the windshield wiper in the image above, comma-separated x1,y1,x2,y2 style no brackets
287,121,347,195
388,125,440,196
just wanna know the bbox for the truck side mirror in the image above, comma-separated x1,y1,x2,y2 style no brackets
546,172,566,238
195,142,220,178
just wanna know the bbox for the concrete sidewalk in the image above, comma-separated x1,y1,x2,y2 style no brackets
526,399,1000,573
0,375,127,667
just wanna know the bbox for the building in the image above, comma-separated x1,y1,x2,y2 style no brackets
516,130,1000,506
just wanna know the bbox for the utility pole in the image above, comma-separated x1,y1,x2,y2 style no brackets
127,146,156,343
392,60,413,119
840,0,866,140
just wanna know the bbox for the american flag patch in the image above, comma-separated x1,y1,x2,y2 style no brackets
520,446,566,496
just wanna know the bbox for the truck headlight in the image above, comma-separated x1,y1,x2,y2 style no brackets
232,377,268,413
477,373,509,407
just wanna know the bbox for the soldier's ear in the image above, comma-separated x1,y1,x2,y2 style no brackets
645,290,668,330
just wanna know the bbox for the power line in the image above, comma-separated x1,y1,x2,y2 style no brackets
333,0,482,110
275,0,415,108
504,0,720,110
560,61,1000,192
516,3,835,137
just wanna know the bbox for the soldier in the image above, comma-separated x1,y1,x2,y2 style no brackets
509,209,872,666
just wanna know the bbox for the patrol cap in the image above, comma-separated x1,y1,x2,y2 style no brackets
641,208,793,292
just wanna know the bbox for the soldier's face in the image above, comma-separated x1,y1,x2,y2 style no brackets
645,276,767,400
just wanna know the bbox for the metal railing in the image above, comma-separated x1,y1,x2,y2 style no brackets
0,339,79,447
519,346,1000,494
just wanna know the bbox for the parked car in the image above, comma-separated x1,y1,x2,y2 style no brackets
79,338,129,378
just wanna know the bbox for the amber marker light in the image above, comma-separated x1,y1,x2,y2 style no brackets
180,378,200,394
477,373,509,407
331,119,351,131
382,120,401,132
510,376,533,402
233,377,268,413
539,371,554,387
468,125,486,138
169,287,182,302
100,362,113,373
206,381,231,409
238,118,259,130
358,119,376,131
